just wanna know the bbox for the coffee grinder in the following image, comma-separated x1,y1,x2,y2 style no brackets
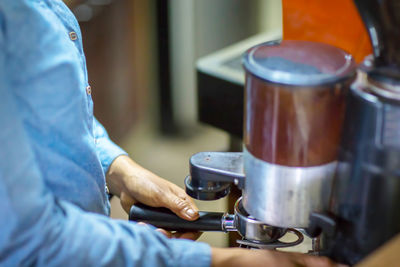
130,39,356,250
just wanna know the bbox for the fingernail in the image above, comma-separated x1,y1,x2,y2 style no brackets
186,209,196,217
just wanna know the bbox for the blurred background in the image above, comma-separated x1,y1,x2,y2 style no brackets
63,0,283,247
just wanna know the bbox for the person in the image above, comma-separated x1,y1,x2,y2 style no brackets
0,1,339,266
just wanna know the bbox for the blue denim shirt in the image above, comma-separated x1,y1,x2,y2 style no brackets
0,0,211,266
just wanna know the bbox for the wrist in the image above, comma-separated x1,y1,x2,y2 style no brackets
106,155,132,196
106,155,153,197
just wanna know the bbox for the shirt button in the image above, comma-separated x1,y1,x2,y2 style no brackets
86,85,92,95
69,31,78,41
105,185,110,195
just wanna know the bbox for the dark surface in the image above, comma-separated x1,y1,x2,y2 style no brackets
197,71,244,138
129,203,225,232
185,175,231,201
185,152,245,200
189,152,245,188
307,212,337,238
156,0,176,135
323,84,400,265
354,0,400,81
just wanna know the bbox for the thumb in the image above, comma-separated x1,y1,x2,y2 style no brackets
162,194,199,221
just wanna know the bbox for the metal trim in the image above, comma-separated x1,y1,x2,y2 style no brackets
243,148,337,228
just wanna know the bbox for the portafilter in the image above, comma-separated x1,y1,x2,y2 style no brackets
129,197,303,249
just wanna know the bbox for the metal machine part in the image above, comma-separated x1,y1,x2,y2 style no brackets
368,77,400,101
353,0,400,81
129,198,303,249
243,149,337,228
242,40,355,87
184,150,336,228
234,198,287,243
236,230,304,250
184,152,244,200
308,79,400,265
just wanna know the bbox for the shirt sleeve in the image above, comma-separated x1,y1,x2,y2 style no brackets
93,117,128,174
0,25,211,267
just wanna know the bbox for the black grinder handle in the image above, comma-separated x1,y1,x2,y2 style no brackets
129,203,225,232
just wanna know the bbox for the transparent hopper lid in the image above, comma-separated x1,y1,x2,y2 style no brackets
243,40,356,86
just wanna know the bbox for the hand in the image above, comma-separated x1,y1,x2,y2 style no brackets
155,227,202,240
211,248,344,267
106,155,201,239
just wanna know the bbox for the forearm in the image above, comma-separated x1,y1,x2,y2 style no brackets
49,203,210,267
211,248,237,267
1,192,212,267
211,247,337,267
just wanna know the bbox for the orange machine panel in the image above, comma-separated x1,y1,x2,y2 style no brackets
282,0,372,63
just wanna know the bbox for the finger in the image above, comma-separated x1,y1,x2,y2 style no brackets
162,193,199,221
174,231,203,240
171,186,200,214
136,222,152,230
156,228,173,238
